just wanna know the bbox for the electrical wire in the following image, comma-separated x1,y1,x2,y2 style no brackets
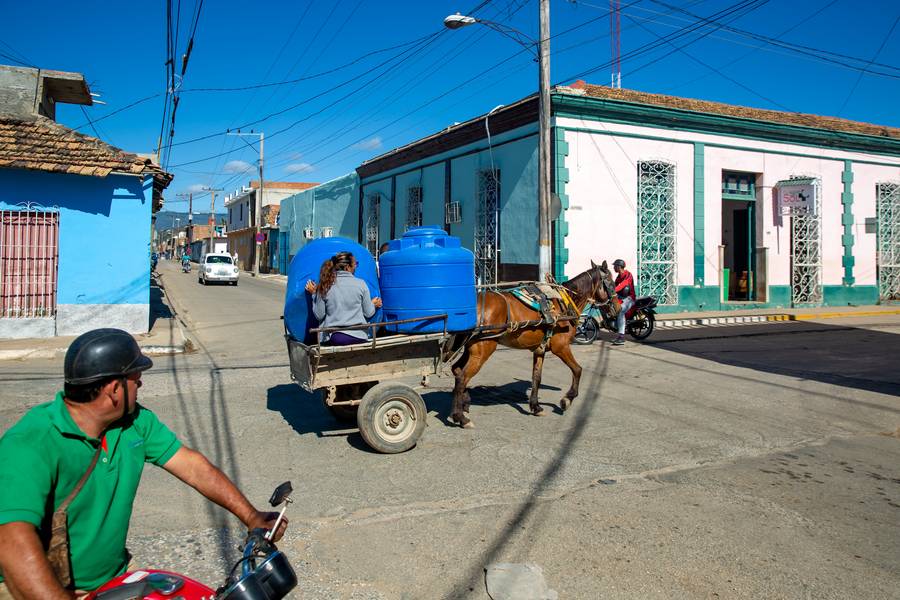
558,0,768,84
649,0,900,78
836,14,900,115
265,0,533,167
664,0,839,93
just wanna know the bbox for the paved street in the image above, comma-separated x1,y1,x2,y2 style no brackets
1,260,898,599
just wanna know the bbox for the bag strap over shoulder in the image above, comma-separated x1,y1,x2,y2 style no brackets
59,445,102,512
46,444,102,588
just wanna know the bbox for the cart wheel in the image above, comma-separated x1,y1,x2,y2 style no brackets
357,382,426,454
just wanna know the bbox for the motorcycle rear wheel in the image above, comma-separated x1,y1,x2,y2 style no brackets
627,311,655,341
573,316,600,345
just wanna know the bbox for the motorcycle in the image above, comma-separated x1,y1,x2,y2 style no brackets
573,296,658,344
86,482,297,600
181,261,191,273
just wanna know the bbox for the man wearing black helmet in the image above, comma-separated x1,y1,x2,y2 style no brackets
0,328,287,599
612,259,636,346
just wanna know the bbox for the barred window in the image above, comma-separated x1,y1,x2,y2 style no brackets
407,186,423,230
637,161,677,305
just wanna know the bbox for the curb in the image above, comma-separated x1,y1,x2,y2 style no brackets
0,348,68,361
656,308,900,329
153,272,197,355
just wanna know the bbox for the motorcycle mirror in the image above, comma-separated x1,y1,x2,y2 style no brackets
269,481,293,507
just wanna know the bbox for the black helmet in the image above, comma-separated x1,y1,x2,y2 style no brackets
613,259,626,269
64,328,153,386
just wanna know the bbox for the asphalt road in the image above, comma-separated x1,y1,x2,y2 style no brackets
0,260,897,599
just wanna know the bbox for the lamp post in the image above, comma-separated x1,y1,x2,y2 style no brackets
444,1,552,281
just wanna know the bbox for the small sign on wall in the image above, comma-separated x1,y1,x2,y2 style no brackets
776,178,817,216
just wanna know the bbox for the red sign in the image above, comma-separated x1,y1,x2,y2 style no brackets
255,232,265,243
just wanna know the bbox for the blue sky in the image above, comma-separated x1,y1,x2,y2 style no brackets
3,0,898,212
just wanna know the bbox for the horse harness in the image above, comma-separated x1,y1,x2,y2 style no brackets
472,275,597,349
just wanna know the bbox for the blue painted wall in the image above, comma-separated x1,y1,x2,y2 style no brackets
359,123,539,266
279,173,359,258
0,169,152,306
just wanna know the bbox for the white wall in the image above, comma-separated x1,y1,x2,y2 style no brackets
563,129,694,286
558,115,900,295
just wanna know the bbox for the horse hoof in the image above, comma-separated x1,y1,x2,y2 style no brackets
531,406,546,416
560,398,570,412
462,420,475,429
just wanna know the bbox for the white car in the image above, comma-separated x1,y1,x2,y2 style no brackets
199,253,239,286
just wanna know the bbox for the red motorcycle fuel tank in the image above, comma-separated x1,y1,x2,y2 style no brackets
85,569,215,599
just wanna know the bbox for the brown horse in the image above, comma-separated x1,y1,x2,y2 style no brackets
450,260,616,428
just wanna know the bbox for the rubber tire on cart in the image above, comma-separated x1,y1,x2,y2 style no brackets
357,382,427,454
573,316,599,345
627,311,655,341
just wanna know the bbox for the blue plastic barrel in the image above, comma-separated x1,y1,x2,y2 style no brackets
284,237,381,343
379,226,476,333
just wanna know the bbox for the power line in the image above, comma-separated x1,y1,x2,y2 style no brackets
265,0,533,166
836,14,900,115
648,0,900,78
558,0,769,84
624,0,769,80
621,6,788,109
663,0,839,93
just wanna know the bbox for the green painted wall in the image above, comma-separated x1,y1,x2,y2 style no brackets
554,127,570,280
693,142,705,286
841,160,855,285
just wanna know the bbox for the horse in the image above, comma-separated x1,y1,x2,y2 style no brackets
450,260,616,428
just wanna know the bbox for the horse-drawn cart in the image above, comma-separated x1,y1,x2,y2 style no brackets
285,315,464,453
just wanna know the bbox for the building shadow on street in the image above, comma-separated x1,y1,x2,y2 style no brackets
644,320,900,400
149,276,173,331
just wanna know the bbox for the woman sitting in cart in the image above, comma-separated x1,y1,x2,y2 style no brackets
305,251,382,346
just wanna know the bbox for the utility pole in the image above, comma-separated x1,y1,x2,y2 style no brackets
175,192,193,247
227,130,264,276
538,0,552,281
203,187,223,256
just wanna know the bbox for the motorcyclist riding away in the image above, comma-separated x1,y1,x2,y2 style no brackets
612,259,635,346
0,329,287,598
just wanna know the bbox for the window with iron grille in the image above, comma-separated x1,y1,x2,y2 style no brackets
365,194,381,255
446,201,462,224
876,182,900,302
722,171,756,200
0,204,59,318
406,186,423,230
475,169,500,285
637,161,677,305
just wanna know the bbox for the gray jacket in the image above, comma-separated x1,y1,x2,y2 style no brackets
312,271,376,341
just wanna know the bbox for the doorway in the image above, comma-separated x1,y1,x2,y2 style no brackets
722,200,757,301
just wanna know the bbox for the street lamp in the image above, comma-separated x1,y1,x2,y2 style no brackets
444,1,552,281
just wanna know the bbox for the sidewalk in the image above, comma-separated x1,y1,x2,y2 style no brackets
0,274,192,361
656,303,900,328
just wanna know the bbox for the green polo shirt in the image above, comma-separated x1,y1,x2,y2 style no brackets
0,392,181,590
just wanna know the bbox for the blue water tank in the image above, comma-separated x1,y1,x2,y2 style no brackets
379,226,476,334
284,237,381,343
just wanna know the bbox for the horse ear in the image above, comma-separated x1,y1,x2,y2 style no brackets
590,260,598,269
601,260,608,271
